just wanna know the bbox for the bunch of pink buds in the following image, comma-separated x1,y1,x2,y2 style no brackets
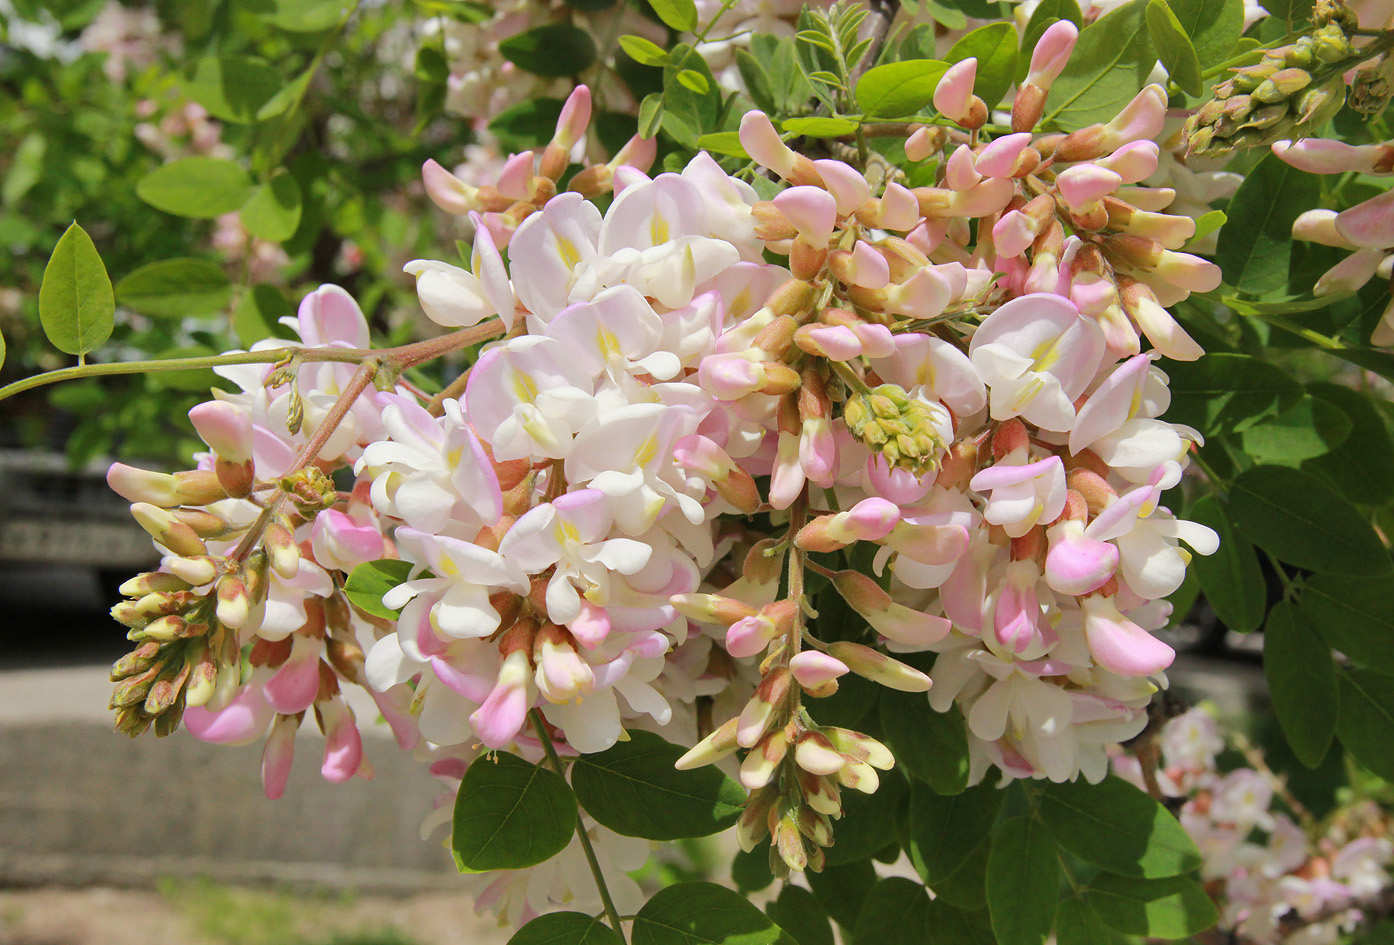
1274,137,1394,344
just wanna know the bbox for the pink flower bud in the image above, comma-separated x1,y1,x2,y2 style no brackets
827,641,932,692
975,132,1035,178
849,240,891,289
726,614,779,658
905,126,938,162
878,182,921,231
1082,594,1175,676
740,110,797,179
813,159,871,215
1056,164,1122,212
317,699,364,783
612,132,657,173
737,667,791,747
1155,249,1223,293
1045,519,1119,595
263,636,322,714
935,58,978,123
945,145,983,192
1101,85,1168,151
774,185,838,245
422,159,477,215
469,648,532,749
189,400,253,464
790,651,850,690
1098,141,1160,184
496,150,535,201
1027,20,1078,87
552,84,592,151
260,714,297,800
1335,189,1394,248
1273,138,1394,176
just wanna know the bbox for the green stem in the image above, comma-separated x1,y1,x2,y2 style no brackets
0,318,505,404
1187,447,1229,491
528,710,627,943
694,0,742,43
1250,311,1344,350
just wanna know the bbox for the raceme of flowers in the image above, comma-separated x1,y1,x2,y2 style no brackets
1115,709,1394,945
103,25,1227,921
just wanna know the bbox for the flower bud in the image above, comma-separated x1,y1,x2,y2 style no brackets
826,642,932,692
675,717,741,769
130,503,208,557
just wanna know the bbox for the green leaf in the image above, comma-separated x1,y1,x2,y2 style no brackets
620,34,670,67
922,899,996,945
1166,0,1243,66
507,913,623,945
344,559,415,620
1023,0,1084,62
1055,898,1128,945
240,172,303,243
1163,353,1302,435
806,859,876,929
823,771,906,866
0,327,6,371
766,886,832,945
632,882,789,945
987,817,1059,945
696,132,749,158
500,24,598,78
569,730,745,840
1215,153,1322,295
946,23,1018,107
182,56,284,123
115,258,232,319
1045,0,1156,131
1300,572,1394,674
490,98,566,152
906,780,1003,884
1187,209,1227,248
1146,0,1203,95
638,93,665,139
646,0,698,31
1084,874,1220,939
1227,465,1390,575
1037,777,1201,878
2,133,46,206
1187,495,1266,633
137,157,255,220
1338,666,1394,780
854,59,950,118
1303,383,1394,504
452,752,577,871
1240,395,1350,466
676,68,709,94
879,689,970,795
233,284,294,346
852,878,930,944
1265,601,1337,767
781,116,860,138
38,223,115,357
258,0,352,31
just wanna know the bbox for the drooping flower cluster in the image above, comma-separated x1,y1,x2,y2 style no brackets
1116,709,1394,945
104,17,1228,916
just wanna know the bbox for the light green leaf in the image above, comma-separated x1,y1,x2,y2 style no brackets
1240,395,1350,466
647,0,698,31
240,172,303,242
569,731,745,841
1300,572,1394,674
38,222,115,356
1227,465,1390,575
1163,353,1302,435
619,34,670,67
1167,0,1243,66
1187,495,1267,634
1215,153,1322,295
676,68,710,94
907,781,1003,884
987,817,1059,945
1266,600,1337,767
500,24,597,77
946,23,1019,107
507,912,623,945
854,59,950,118
233,284,294,346
1338,666,1394,780
452,752,577,871
632,882,789,945
638,93,665,139
1146,0,1203,95
2,133,46,206
781,116,860,137
1045,0,1156,130
879,689,970,795
852,878,930,944
182,56,284,123
696,132,749,158
259,0,353,31
137,157,255,219
1085,874,1220,939
344,559,415,620
1037,777,1202,878
1187,209,1227,248
115,258,233,319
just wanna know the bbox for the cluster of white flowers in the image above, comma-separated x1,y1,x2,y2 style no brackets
1117,709,1394,945
104,17,1240,918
